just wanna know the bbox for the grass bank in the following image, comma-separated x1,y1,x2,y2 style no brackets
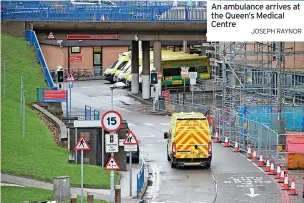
1,186,108,203
1,34,118,188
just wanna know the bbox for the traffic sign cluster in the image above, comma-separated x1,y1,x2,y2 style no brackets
101,110,138,170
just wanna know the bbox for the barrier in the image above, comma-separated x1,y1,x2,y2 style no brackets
84,105,100,120
211,106,280,163
25,30,57,90
2,1,206,22
136,163,145,198
36,87,50,101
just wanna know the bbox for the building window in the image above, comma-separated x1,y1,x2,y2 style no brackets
71,46,81,53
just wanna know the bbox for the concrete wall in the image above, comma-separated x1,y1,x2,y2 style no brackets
1,21,26,37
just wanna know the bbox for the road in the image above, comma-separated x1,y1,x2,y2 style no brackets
66,80,285,203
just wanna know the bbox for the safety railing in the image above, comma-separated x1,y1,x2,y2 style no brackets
2,2,206,22
25,30,57,90
84,105,100,120
137,163,145,198
36,87,50,102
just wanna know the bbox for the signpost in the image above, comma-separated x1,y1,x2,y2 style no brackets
74,136,91,203
43,90,68,117
67,73,75,117
189,72,197,110
101,110,123,203
181,67,189,108
123,130,139,196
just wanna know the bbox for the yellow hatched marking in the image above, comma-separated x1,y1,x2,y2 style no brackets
175,131,192,145
192,131,209,143
178,139,209,154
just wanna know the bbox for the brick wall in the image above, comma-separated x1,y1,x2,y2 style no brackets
102,46,128,71
40,44,68,71
70,47,93,71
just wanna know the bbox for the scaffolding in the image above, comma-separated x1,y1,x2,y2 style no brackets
208,41,304,164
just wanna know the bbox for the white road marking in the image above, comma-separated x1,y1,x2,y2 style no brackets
160,123,169,126
212,174,218,193
152,164,161,201
142,123,155,126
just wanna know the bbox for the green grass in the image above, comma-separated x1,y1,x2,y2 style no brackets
1,186,108,203
1,34,118,188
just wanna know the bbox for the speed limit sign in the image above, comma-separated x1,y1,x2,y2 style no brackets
101,110,123,132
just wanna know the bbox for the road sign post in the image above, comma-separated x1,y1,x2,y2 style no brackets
67,73,75,117
181,67,189,109
189,72,197,111
101,110,123,203
74,136,91,203
123,130,139,197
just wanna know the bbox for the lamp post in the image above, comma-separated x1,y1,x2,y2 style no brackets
102,82,126,203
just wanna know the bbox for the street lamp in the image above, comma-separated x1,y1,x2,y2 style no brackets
110,82,126,110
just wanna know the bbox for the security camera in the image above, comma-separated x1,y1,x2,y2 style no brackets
134,34,139,41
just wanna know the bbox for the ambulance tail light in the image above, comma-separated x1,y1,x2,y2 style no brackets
208,142,212,155
172,142,176,155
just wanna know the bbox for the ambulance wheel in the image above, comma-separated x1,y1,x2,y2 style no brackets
206,163,211,169
171,161,176,168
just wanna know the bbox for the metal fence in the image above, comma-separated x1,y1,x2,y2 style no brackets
210,106,284,165
84,105,100,120
137,163,145,198
25,30,57,90
2,1,206,22
50,68,103,82
36,87,50,101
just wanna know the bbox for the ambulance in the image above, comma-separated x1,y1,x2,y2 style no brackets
164,112,212,168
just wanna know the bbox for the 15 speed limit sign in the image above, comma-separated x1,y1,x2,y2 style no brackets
101,110,123,132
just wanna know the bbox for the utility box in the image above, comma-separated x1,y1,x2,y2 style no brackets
69,120,129,171
53,176,70,203
286,132,304,169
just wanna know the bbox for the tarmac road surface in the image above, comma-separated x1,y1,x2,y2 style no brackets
66,80,285,203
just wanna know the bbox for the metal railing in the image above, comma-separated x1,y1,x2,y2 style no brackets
50,68,103,82
137,163,145,198
211,106,281,164
2,1,206,22
36,87,50,101
25,30,57,90
84,105,100,120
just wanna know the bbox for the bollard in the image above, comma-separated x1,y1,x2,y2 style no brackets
70,194,77,203
115,185,121,203
87,192,94,203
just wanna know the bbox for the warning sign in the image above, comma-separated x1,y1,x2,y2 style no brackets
67,73,75,82
47,32,56,40
123,130,139,145
105,156,120,170
74,136,91,151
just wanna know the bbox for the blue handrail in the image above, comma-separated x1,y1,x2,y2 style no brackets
1,1,206,22
25,30,57,90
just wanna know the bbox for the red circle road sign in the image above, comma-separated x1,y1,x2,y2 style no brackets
101,110,123,132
